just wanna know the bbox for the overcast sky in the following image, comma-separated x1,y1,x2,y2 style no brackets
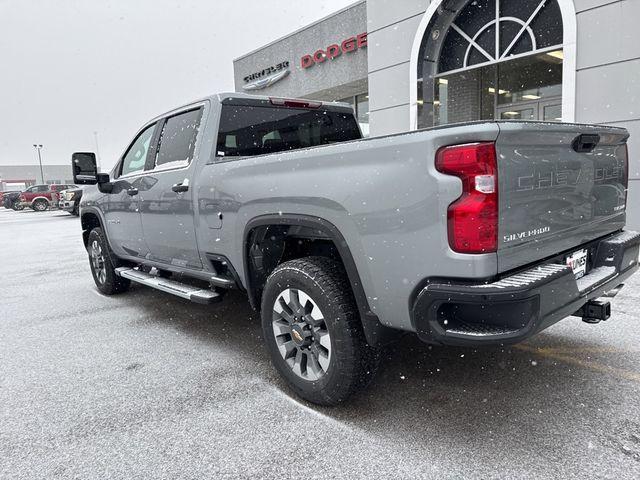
0,0,355,169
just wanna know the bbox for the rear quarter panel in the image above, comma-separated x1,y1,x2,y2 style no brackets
201,123,500,331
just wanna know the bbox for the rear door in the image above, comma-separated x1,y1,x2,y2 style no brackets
496,121,629,273
138,105,205,269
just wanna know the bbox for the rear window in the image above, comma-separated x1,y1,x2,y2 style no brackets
155,108,203,169
216,104,361,158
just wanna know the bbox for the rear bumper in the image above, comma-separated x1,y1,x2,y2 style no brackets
411,230,640,347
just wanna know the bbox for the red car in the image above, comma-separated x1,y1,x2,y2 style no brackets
18,184,77,211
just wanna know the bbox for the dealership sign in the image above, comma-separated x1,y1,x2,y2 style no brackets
242,61,290,91
301,33,367,69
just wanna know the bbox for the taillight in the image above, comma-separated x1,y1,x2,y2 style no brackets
435,142,498,254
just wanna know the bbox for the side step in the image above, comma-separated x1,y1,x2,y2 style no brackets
115,267,222,304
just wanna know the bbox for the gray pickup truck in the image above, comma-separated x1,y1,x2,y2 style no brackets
72,92,639,405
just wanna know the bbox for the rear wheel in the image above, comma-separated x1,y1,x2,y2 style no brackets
12,201,24,211
87,227,130,295
32,199,48,211
261,257,380,405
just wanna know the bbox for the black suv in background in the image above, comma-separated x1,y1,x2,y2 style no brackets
2,191,24,210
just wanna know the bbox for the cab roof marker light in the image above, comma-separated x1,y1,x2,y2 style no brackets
269,98,322,109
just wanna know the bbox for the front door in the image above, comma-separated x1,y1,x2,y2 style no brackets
138,107,204,269
103,122,157,258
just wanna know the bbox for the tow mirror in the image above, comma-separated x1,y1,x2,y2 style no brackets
72,152,98,184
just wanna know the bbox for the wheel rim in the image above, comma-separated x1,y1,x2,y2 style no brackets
35,202,45,211
272,288,332,381
90,240,107,284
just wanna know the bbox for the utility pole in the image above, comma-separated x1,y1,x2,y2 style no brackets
93,131,102,170
32,144,44,184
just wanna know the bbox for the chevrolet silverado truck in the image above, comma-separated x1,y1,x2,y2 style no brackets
72,92,639,405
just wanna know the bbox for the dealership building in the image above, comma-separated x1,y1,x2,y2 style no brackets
233,0,640,227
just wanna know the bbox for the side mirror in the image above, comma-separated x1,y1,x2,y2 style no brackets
72,152,98,184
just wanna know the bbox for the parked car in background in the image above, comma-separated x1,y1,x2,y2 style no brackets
0,190,20,207
58,187,83,216
17,184,77,211
3,191,24,210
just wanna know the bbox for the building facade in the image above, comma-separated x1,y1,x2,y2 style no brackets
0,165,75,191
233,0,640,227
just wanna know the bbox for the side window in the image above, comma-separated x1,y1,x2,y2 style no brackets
154,108,203,169
120,123,156,177
36,185,49,193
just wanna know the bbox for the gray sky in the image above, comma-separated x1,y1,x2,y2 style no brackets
0,0,355,170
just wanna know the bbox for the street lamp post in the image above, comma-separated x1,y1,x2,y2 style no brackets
32,144,44,184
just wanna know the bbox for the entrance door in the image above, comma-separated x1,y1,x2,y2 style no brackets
497,102,537,121
496,98,562,121
138,107,204,269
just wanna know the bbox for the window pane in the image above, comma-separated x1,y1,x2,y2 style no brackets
121,123,156,176
434,64,496,125
216,105,361,157
356,93,369,137
543,103,562,122
497,52,562,105
155,108,202,168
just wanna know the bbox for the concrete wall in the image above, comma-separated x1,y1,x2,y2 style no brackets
233,1,368,101
367,0,428,135
368,0,640,228
573,0,640,228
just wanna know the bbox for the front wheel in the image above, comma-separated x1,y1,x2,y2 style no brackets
261,257,380,405
12,202,24,211
87,227,130,295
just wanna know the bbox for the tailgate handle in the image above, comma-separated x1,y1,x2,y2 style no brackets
572,134,600,153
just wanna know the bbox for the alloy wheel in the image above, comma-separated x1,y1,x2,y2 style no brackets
272,288,332,381
90,240,107,284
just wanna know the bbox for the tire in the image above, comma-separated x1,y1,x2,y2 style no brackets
261,257,380,405
12,201,24,211
32,199,48,211
87,227,130,295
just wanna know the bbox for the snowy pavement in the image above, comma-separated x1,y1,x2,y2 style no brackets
1,208,640,479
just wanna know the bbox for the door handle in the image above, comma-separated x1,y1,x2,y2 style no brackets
126,187,139,196
172,182,189,193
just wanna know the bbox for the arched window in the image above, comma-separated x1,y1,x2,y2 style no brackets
413,0,573,129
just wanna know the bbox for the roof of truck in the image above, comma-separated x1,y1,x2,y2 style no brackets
150,92,354,122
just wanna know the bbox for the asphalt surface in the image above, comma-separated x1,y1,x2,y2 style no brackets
1,208,640,479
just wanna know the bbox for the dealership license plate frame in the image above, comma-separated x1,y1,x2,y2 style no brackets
566,248,589,279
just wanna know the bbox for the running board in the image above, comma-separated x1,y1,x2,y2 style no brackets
115,267,222,304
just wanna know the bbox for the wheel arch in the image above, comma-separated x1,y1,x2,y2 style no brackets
80,208,105,248
243,214,397,346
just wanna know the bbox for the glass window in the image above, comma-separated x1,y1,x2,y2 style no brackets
434,51,562,125
155,108,203,168
120,123,156,177
496,53,562,105
356,93,369,137
216,105,361,157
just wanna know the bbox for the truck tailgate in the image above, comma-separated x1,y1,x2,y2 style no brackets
496,121,629,273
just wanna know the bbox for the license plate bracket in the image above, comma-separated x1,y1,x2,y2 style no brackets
566,248,588,279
